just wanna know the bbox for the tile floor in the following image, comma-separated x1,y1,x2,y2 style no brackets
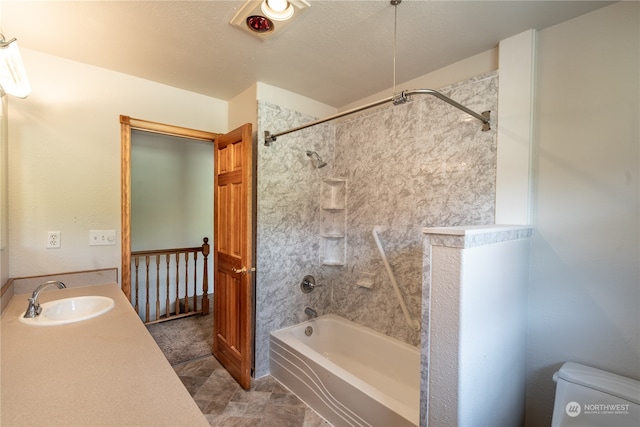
174,355,332,427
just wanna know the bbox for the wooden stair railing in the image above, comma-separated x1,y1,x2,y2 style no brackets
131,237,210,324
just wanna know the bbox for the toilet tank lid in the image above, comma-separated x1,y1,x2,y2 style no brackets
556,362,640,405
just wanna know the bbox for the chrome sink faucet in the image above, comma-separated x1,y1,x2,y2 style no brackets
23,280,66,318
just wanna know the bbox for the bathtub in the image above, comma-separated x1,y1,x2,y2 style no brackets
269,314,420,427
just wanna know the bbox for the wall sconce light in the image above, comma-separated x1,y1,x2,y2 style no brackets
230,0,310,40
0,34,31,98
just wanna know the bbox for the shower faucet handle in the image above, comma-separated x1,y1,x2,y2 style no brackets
300,275,322,293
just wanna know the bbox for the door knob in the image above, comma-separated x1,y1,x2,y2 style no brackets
232,266,247,275
231,266,255,275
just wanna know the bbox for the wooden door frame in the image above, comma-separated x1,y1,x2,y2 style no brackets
119,115,220,298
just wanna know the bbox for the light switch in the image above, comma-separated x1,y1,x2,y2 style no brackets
90,230,116,246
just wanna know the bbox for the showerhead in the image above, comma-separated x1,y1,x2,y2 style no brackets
306,150,327,168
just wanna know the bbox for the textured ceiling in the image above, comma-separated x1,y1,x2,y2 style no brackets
1,0,613,108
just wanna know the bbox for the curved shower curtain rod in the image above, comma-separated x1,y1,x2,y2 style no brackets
263,89,491,146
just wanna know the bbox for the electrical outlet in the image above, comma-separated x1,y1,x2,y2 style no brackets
90,230,116,246
47,231,61,249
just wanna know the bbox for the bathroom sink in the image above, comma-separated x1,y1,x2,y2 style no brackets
18,296,115,326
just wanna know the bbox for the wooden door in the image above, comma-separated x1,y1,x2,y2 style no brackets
213,123,254,389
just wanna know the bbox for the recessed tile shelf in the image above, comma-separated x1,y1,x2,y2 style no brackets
320,179,347,266
321,179,346,210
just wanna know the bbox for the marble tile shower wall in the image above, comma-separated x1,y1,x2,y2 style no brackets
255,102,337,377
255,71,498,377
331,71,498,346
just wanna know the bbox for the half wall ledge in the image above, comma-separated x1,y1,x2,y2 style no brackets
420,224,533,426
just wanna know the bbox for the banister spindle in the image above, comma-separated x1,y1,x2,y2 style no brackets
155,254,160,322
145,255,150,323
184,252,190,313
134,256,140,316
165,254,170,319
202,237,210,313
175,253,180,315
193,251,198,312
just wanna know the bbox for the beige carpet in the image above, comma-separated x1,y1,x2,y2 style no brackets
147,299,213,366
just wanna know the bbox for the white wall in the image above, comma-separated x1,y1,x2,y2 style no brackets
8,49,227,280
458,237,529,427
228,83,258,132
1,95,8,286
131,131,213,251
527,2,640,425
340,48,498,112
495,30,536,225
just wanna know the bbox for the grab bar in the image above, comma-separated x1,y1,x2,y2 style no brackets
372,226,421,331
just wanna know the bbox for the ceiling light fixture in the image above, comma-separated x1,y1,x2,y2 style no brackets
0,34,31,98
230,0,310,40
261,0,294,21
247,15,274,33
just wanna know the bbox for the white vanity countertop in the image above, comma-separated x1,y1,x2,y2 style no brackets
0,283,209,427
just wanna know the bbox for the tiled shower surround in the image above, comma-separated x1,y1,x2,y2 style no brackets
255,71,498,377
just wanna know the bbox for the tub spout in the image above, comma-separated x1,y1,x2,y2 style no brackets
304,306,317,319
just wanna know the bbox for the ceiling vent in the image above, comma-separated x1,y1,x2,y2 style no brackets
230,0,310,40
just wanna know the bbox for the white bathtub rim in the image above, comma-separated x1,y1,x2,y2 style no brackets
272,314,420,354
270,314,420,425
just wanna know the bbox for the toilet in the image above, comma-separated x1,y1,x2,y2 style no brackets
551,362,640,426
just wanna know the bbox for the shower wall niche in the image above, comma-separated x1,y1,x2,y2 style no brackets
320,178,346,265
